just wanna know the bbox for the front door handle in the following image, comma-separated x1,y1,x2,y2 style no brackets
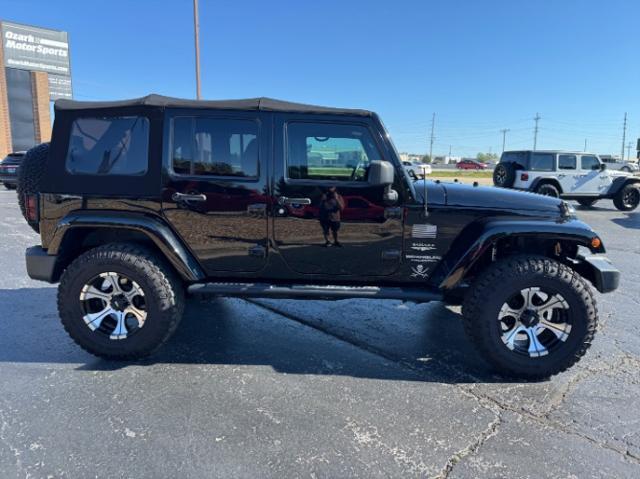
278,197,312,206
172,192,207,202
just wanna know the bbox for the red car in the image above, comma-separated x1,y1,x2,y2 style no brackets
456,159,488,170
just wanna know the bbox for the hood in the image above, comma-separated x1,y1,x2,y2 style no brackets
414,180,563,216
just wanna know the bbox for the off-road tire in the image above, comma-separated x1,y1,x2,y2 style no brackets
17,142,49,233
493,163,516,187
3,183,16,190
535,182,560,198
613,184,640,211
58,243,185,360
576,198,598,208
462,255,597,379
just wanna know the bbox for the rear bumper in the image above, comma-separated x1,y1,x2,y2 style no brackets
577,255,620,293
26,246,58,283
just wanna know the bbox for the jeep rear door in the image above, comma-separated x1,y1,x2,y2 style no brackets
271,114,404,277
161,110,270,274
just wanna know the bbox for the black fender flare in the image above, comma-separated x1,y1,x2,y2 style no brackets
607,176,640,197
530,176,563,193
47,210,205,282
436,219,604,290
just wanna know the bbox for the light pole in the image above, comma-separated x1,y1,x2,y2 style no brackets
500,129,510,153
193,0,202,99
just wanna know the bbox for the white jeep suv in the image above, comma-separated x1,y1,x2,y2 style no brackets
493,150,640,210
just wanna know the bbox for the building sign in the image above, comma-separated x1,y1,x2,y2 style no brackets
1,21,72,100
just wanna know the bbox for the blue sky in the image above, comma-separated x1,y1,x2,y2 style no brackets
2,0,639,157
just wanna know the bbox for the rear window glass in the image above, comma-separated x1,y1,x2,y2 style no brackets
65,117,149,175
501,151,527,165
529,153,555,171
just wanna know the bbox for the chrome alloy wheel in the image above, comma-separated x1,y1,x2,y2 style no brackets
79,272,147,340
498,287,571,358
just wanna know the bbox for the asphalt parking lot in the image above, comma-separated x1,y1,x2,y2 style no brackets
0,188,639,478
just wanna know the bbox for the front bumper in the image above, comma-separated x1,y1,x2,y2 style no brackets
26,246,58,283
576,255,620,293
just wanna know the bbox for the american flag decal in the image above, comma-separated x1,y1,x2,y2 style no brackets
412,224,437,239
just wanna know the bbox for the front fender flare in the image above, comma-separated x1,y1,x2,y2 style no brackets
437,219,603,290
48,210,205,282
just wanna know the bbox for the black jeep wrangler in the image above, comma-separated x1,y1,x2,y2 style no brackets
19,95,619,379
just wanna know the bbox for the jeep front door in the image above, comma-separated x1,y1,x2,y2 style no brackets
557,154,579,193
272,116,404,277
161,112,269,274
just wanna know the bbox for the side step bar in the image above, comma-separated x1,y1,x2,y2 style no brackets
188,282,443,303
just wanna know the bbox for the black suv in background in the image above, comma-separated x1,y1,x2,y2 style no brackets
0,152,25,189
18,95,619,379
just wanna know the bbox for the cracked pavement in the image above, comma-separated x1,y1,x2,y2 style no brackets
0,189,639,478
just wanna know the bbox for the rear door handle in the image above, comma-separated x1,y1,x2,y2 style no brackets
172,192,207,202
278,197,312,206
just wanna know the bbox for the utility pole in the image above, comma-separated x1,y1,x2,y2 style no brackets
193,0,202,99
533,113,541,151
626,141,633,161
428,112,435,163
500,128,510,153
448,144,452,161
621,112,627,161
584,138,587,152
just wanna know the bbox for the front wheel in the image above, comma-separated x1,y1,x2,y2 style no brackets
462,256,597,379
57,243,185,360
576,198,598,208
613,184,640,211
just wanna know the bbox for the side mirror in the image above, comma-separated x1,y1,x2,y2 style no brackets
599,163,607,171
368,161,394,185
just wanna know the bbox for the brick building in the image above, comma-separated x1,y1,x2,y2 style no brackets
0,20,72,157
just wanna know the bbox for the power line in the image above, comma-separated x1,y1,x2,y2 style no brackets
533,113,541,151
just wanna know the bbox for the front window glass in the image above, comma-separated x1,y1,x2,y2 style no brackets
171,117,258,178
65,117,149,175
581,155,599,170
529,153,555,171
286,122,381,181
558,154,577,170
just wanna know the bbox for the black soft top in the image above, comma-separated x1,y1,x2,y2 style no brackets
54,94,373,117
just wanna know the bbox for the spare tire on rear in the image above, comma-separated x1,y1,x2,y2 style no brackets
493,163,516,187
17,142,49,233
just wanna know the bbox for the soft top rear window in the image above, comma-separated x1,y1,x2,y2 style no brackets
65,116,149,176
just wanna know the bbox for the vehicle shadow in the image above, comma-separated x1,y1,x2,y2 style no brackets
0,287,516,385
610,212,640,230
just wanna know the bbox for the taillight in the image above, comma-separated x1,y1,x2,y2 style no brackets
521,173,529,181
25,194,38,223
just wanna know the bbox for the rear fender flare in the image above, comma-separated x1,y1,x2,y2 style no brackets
530,177,563,193
48,211,205,282
437,219,604,290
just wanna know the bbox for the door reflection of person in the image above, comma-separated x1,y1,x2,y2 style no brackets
319,187,345,247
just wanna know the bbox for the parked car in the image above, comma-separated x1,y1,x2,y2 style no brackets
402,161,432,179
493,150,640,210
0,152,25,189
19,94,619,379
456,159,488,170
599,155,639,173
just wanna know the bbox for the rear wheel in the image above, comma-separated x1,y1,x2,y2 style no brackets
3,183,16,190
493,163,516,188
462,255,597,379
621,166,632,172
58,243,185,360
535,183,560,198
576,198,598,208
613,184,640,211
